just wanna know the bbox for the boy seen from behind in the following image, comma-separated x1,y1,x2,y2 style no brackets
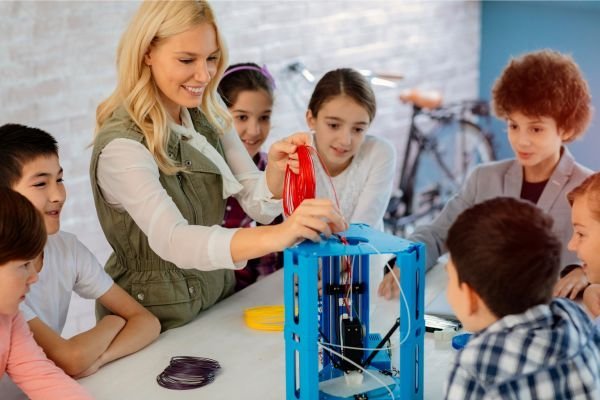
445,197,600,399
0,123,160,380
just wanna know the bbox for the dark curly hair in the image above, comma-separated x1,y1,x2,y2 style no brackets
492,50,593,142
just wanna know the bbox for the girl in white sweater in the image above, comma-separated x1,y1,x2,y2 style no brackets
306,68,396,230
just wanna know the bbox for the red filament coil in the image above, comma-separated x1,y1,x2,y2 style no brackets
283,145,316,217
282,145,340,217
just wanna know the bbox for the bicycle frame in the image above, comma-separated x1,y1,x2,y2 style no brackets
388,103,495,234
396,105,442,220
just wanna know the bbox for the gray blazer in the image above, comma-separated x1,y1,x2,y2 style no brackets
410,147,593,271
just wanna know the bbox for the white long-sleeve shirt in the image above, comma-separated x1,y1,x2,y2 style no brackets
96,110,282,271
315,135,396,230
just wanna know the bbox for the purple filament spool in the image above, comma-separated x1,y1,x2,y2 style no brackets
157,356,221,390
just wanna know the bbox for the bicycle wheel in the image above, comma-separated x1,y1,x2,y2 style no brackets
436,120,494,184
409,120,494,228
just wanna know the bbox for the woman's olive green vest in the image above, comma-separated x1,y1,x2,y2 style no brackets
90,107,235,331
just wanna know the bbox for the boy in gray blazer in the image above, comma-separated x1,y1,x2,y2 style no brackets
379,50,593,300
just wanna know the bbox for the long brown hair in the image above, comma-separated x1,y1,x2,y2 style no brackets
308,68,376,122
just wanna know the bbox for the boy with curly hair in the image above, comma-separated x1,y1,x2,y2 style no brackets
444,197,600,399
380,50,593,300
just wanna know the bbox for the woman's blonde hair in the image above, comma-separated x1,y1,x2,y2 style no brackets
95,0,231,175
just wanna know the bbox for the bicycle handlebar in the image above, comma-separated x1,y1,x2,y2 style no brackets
285,61,316,83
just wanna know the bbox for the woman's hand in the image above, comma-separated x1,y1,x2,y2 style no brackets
265,132,312,198
272,198,347,249
582,284,600,318
553,266,589,300
230,198,346,263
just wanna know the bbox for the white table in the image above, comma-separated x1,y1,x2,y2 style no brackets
80,263,455,399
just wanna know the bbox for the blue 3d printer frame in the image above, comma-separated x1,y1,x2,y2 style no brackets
284,223,425,399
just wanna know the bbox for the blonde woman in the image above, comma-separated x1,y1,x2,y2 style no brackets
91,0,346,331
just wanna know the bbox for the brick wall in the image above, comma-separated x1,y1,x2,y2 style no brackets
0,1,480,264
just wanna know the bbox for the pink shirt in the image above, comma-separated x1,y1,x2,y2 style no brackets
1,312,92,399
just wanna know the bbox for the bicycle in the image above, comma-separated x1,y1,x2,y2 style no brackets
384,89,496,236
280,62,496,236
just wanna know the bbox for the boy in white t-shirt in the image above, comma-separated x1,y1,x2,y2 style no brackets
0,123,160,379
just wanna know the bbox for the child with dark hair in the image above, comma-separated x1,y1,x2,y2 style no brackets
0,123,160,382
217,63,283,290
306,68,396,230
567,172,600,320
0,187,92,399
444,197,600,399
380,49,593,300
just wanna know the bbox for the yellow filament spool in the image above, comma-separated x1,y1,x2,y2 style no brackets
244,305,285,331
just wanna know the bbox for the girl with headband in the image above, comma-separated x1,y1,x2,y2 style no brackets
90,1,347,331
217,62,283,291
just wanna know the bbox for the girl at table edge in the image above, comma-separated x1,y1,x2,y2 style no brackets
0,188,92,399
217,62,284,291
90,0,347,331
